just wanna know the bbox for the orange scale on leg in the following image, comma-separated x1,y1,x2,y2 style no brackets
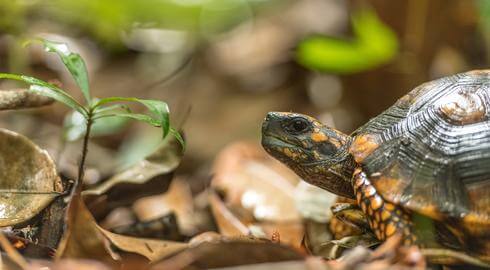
385,222,397,237
370,195,383,210
381,209,391,221
384,203,395,211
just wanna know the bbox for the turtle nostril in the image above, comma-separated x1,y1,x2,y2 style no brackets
262,117,270,131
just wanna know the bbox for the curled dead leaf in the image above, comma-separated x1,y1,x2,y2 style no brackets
111,213,183,241
151,239,305,270
55,195,118,266
57,193,188,267
97,226,188,262
209,190,250,236
0,128,62,226
210,142,305,248
83,135,183,219
132,177,195,236
212,142,300,222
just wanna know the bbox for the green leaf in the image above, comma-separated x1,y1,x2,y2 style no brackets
64,110,129,141
27,39,91,104
94,112,161,127
93,97,170,137
0,73,88,117
296,9,398,74
169,127,185,151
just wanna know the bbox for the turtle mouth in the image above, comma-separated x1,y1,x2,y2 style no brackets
261,132,300,150
261,133,303,158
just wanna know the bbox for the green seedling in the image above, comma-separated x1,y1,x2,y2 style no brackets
0,38,184,194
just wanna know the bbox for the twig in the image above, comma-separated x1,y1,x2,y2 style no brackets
422,248,490,268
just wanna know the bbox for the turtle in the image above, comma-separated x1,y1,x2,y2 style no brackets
261,70,490,265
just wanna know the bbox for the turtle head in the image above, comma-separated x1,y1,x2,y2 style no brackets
261,112,355,198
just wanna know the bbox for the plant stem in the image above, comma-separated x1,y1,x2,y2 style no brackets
75,110,93,195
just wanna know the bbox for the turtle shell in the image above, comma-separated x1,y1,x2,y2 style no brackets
349,70,490,227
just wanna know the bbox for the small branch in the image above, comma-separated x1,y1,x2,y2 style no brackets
74,110,93,195
422,248,490,268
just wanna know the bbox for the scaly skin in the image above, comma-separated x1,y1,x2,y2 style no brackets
261,112,416,244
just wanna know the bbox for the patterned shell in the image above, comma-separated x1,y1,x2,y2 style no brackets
349,70,490,226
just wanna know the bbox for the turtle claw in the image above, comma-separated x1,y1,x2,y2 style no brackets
331,202,371,232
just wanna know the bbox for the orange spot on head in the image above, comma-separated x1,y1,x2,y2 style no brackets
311,132,328,142
349,134,379,163
283,148,295,158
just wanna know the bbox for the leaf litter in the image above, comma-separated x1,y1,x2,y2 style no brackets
0,128,432,269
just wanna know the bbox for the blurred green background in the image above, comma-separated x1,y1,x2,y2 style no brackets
0,0,488,181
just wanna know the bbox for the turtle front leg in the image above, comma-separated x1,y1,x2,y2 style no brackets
331,202,370,233
352,168,416,245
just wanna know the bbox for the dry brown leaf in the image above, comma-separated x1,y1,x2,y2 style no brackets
56,193,188,266
150,240,305,270
0,128,63,226
97,226,188,262
84,135,183,219
260,222,305,250
111,213,182,241
209,191,250,236
133,177,195,235
210,142,305,248
212,142,300,222
27,259,111,270
55,195,118,266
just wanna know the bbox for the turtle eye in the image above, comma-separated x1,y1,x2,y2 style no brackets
285,118,310,134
